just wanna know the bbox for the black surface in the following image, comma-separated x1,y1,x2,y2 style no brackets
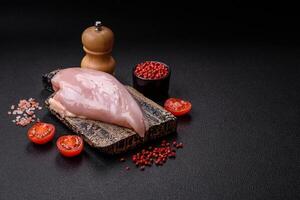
0,1,299,200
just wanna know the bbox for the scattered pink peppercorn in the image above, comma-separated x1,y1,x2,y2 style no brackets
129,140,184,171
120,139,184,172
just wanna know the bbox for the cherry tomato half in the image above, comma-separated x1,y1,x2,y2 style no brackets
164,98,192,116
27,122,55,144
56,135,84,157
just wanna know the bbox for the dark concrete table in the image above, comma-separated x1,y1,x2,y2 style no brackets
0,2,298,200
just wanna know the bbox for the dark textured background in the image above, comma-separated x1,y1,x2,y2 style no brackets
0,1,299,200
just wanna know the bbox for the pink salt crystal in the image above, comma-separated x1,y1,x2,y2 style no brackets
8,98,43,127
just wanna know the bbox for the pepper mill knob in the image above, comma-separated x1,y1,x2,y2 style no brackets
81,21,116,74
95,21,102,30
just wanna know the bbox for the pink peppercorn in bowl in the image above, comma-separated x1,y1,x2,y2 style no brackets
132,61,171,99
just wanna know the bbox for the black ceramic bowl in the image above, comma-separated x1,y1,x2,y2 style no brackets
132,61,171,99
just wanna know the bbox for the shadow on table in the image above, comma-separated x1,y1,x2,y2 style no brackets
25,131,181,171
26,142,54,155
55,152,84,169
177,114,192,124
82,131,179,171
39,89,52,100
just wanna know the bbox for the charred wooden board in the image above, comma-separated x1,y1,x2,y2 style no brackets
43,69,177,154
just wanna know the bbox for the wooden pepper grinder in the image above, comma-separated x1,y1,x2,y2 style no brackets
81,21,116,74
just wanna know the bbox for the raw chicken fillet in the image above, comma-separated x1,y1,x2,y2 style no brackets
49,68,147,137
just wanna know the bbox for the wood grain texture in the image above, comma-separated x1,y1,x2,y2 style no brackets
43,70,177,154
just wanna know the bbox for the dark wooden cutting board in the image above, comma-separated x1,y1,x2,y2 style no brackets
43,69,177,154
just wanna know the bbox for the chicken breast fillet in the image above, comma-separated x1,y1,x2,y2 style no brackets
49,67,147,137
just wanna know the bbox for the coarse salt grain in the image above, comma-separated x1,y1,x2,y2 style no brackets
8,98,42,127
